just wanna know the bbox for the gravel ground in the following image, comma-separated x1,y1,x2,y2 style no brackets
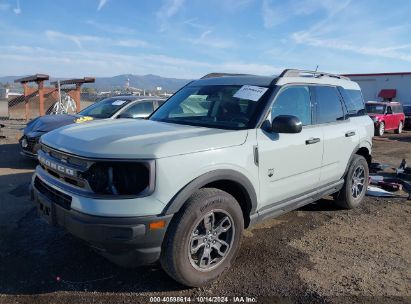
0,120,410,304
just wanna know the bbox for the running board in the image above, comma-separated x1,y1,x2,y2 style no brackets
249,180,344,227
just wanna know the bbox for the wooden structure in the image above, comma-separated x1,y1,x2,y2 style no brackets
13,75,95,121
14,74,49,120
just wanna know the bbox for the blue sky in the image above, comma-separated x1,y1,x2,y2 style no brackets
0,0,410,78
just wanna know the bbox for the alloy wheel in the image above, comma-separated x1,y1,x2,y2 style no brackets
351,165,365,199
188,210,235,271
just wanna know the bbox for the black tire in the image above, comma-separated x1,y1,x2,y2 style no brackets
160,188,244,287
334,155,369,209
375,122,385,136
394,121,403,134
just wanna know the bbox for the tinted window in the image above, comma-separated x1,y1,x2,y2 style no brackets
315,86,344,123
271,86,312,125
339,88,366,117
392,105,403,113
122,101,154,118
365,104,386,114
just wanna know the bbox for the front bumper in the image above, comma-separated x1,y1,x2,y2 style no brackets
32,175,173,267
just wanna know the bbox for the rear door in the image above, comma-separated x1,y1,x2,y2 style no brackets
257,85,323,208
314,86,359,186
385,106,395,129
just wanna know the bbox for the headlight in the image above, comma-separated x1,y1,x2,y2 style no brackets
82,161,154,196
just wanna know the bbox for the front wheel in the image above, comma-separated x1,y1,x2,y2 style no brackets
395,121,403,134
160,188,244,287
334,155,369,209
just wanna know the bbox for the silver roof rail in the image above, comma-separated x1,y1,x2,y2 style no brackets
201,72,254,79
279,69,351,80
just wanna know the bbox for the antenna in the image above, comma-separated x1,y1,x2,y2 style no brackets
315,65,319,72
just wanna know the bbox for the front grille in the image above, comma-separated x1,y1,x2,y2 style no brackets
34,177,72,210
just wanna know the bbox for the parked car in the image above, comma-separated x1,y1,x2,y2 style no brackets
365,101,405,136
31,69,373,287
19,96,165,157
403,104,411,129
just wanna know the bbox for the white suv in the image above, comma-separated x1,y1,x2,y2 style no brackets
31,69,374,287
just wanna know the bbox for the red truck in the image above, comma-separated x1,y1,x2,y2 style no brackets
365,101,405,136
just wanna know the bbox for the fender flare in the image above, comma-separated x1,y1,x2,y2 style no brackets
161,169,258,217
342,143,372,179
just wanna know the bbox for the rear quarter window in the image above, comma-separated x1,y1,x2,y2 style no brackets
338,88,366,117
314,86,345,124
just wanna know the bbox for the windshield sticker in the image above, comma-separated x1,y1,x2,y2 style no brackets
233,85,268,101
112,100,127,106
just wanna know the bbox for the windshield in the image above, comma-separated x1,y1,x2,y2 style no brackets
365,104,386,114
404,106,411,114
79,98,131,118
150,85,270,129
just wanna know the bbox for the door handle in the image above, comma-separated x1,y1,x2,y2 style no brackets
345,131,356,137
305,137,320,145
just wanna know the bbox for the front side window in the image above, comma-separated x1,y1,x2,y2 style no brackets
315,86,345,123
271,86,312,125
150,85,270,129
122,101,154,118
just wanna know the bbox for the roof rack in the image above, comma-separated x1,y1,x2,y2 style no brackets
279,69,350,80
201,72,254,79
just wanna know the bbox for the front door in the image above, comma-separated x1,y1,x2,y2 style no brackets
257,85,323,209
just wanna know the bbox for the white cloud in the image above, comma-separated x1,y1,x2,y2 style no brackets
292,32,411,63
188,30,235,49
85,20,137,35
97,0,108,11
0,44,281,78
13,0,21,14
45,30,149,49
262,0,351,28
157,0,185,18
45,30,101,48
157,0,185,31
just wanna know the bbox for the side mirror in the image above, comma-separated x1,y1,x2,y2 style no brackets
117,112,134,119
271,115,302,133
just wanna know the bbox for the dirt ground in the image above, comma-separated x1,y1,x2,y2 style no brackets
0,120,410,304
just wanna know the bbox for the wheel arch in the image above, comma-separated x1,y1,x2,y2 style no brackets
162,169,258,228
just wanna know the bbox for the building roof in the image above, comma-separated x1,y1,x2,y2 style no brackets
343,72,411,77
14,74,49,83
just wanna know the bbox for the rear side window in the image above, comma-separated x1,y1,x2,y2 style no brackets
338,88,366,117
314,86,345,123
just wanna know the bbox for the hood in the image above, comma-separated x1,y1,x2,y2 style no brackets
41,119,248,159
24,114,79,134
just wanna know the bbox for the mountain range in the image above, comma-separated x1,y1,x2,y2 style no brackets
0,74,192,92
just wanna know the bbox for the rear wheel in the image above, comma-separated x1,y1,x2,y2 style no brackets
375,122,385,136
334,155,369,209
395,121,403,134
160,188,244,287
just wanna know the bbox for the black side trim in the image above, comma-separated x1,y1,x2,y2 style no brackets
249,180,344,226
162,169,258,216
